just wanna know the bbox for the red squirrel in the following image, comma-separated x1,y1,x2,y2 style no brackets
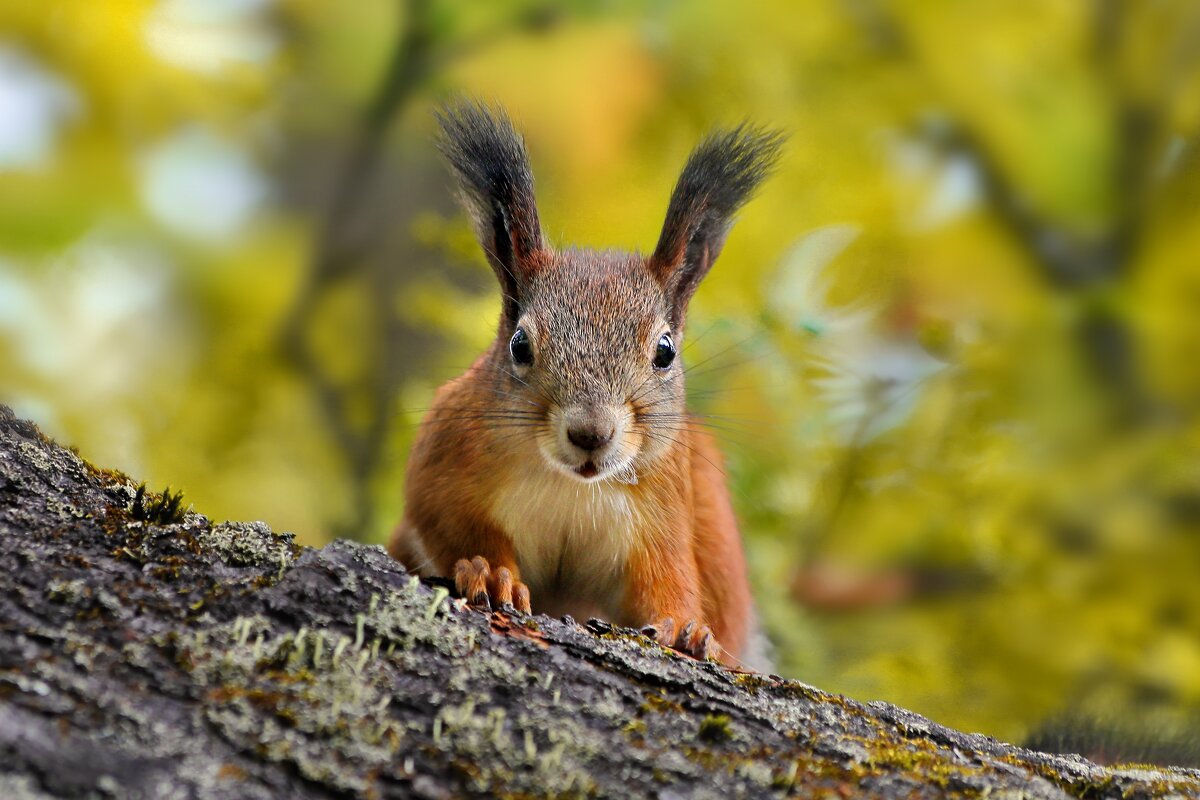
389,101,782,667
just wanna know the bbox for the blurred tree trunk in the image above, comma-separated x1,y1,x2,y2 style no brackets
279,0,563,540
857,0,1181,425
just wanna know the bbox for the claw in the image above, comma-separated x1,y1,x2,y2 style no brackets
645,616,719,662
452,556,531,614
646,616,676,646
493,567,514,608
454,557,489,608
513,583,531,614
677,620,697,648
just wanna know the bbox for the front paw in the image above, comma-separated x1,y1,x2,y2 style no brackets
641,617,720,662
453,556,531,614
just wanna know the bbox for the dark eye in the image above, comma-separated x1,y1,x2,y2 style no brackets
653,332,676,370
510,327,533,366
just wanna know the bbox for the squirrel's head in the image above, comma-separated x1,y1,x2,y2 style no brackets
436,101,782,483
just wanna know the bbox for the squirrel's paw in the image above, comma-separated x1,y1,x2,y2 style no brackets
453,556,532,614
641,617,720,662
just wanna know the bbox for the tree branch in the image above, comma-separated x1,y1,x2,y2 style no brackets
2,406,1197,798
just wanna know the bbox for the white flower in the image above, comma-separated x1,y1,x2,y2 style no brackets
768,225,948,442
811,338,946,442
768,224,872,341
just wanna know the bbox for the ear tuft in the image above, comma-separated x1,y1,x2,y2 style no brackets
435,100,544,322
650,123,785,326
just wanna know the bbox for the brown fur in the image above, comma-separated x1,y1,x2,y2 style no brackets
389,102,781,667
390,375,750,660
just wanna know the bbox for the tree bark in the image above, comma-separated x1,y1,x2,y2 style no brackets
0,406,1196,799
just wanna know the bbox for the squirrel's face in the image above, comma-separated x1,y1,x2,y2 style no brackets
436,102,781,483
498,251,685,484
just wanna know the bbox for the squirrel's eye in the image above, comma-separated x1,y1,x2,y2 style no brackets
653,332,676,370
510,327,533,366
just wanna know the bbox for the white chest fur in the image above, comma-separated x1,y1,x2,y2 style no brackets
488,461,639,619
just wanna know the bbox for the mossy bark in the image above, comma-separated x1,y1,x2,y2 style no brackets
0,406,1197,799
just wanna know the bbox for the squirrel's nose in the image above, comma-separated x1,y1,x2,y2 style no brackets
567,423,614,452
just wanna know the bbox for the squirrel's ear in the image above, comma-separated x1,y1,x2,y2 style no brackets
436,101,546,323
648,124,784,328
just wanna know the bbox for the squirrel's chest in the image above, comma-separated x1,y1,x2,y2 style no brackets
488,469,638,619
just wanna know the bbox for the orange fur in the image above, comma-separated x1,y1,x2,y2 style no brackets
389,101,779,668
388,355,753,665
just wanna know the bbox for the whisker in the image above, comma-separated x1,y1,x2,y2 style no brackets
482,375,544,410
403,412,545,422
627,369,668,406
634,401,766,425
642,418,747,430
680,320,721,354
393,418,543,431
686,384,763,398
398,398,547,418
642,426,758,451
682,350,770,383
637,428,728,480
680,332,765,378
642,424,758,441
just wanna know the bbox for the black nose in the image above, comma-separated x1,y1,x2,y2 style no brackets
567,424,614,452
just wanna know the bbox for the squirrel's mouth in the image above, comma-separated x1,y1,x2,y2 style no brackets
547,451,638,485
536,419,639,483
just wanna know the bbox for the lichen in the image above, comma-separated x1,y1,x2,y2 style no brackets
0,773,56,799
168,617,409,795
198,520,298,569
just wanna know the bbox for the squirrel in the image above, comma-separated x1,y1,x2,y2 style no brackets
388,101,783,668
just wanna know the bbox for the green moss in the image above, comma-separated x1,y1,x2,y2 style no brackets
726,671,829,709
698,713,733,743
681,745,721,771
639,691,684,715
130,483,187,525
993,753,1200,800
855,735,980,789
148,555,189,583
594,626,662,653
75,446,134,489
729,672,775,692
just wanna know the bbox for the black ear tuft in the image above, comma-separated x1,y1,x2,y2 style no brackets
650,123,785,327
435,100,545,322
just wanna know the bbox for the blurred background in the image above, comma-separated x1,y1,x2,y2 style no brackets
1,0,1198,755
